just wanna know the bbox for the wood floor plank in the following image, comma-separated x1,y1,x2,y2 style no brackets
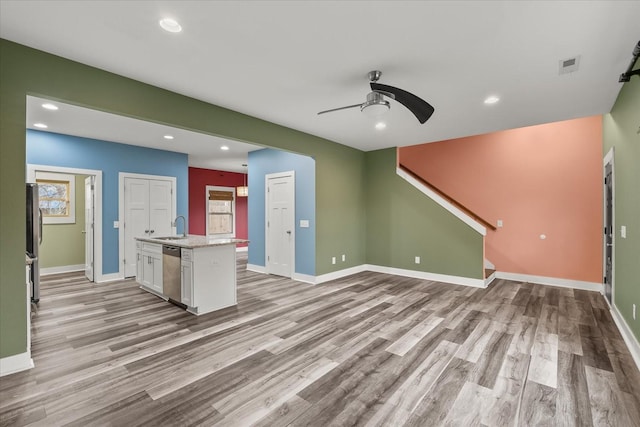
2,255,640,426
518,381,557,426
584,365,634,426
556,351,594,427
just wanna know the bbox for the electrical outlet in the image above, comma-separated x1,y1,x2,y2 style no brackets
497,219,503,228
415,256,421,264
341,254,346,262
332,257,336,265
113,221,119,228
633,304,636,320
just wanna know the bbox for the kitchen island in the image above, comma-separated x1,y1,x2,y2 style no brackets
135,235,248,315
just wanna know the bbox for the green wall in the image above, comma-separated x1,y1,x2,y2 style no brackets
365,149,484,279
0,39,367,358
603,76,640,342
39,175,87,269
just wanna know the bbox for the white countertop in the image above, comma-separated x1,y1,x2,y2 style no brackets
136,234,249,249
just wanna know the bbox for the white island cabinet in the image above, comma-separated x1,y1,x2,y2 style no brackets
135,235,247,315
135,241,163,296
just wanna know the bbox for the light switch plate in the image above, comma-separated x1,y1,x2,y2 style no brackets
621,225,627,238
300,220,309,228
113,221,119,228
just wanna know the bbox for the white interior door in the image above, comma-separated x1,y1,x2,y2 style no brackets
149,179,173,238
124,178,150,277
84,176,95,282
266,172,295,277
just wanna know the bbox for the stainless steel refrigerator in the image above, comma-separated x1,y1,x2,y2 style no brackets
26,183,42,303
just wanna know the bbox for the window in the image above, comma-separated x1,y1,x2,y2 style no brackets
36,172,76,224
206,186,235,238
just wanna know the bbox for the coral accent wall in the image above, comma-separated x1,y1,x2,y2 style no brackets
399,116,603,283
188,167,248,246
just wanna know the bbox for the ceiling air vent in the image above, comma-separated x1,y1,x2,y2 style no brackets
559,56,581,74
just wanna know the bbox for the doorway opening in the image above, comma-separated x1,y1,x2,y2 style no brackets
27,164,103,283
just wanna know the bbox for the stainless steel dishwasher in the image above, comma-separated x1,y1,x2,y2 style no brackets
162,245,182,303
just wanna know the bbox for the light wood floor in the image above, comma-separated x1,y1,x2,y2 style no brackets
1,254,639,426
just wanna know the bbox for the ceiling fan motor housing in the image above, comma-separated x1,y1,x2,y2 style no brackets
361,91,390,115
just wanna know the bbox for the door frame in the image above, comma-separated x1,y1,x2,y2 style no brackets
603,147,615,307
27,164,103,282
118,172,177,279
265,171,295,278
84,176,95,282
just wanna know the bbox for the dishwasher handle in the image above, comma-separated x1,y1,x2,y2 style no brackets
162,245,181,257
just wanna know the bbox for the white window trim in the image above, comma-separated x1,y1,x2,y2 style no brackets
35,171,76,224
206,185,236,238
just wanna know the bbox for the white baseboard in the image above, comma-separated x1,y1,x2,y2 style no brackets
314,265,369,284
236,246,248,253
0,351,34,377
246,264,267,274
610,304,640,372
40,264,84,276
366,264,486,288
290,264,485,288
495,272,602,292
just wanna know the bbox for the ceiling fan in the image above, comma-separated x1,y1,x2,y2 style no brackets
317,70,435,124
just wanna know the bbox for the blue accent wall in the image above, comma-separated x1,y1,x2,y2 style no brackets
248,149,315,276
26,130,189,275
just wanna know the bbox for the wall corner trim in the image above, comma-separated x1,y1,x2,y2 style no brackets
247,264,267,274
0,351,34,377
396,167,487,236
611,304,640,372
494,272,602,292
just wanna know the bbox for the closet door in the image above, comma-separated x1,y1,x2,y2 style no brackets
124,178,150,278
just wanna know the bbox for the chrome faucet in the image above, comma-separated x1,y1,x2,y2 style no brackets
172,215,186,237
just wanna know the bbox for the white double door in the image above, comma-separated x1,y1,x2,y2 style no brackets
123,177,174,277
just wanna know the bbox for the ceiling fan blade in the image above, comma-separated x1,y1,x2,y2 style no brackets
370,82,435,124
317,103,362,115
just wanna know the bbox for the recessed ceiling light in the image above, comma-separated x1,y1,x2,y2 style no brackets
33,123,48,129
42,103,58,111
220,145,230,151
375,122,387,130
163,135,174,140
159,18,182,33
484,96,500,105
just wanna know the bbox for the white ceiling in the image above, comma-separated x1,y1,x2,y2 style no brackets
26,96,262,173
3,1,640,155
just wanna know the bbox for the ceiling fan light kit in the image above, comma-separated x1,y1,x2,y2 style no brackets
318,70,435,124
